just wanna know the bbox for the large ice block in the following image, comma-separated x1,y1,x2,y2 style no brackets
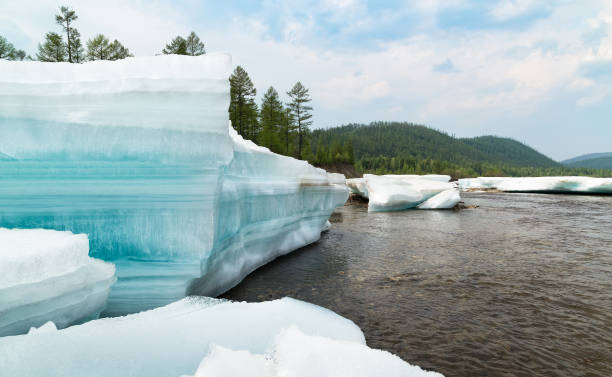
0,297,441,377
457,176,612,194
0,228,115,336
348,174,460,211
0,56,348,315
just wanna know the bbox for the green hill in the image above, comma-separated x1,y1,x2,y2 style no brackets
563,155,612,170
310,122,611,178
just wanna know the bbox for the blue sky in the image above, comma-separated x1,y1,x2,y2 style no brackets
1,0,611,160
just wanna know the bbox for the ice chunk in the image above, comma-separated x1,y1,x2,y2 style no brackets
0,228,115,336
354,174,459,211
417,189,461,209
347,177,369,197
0,297,381,377
458,176,612,194
185,326,443,377
27,321,57,335
0,55,347,315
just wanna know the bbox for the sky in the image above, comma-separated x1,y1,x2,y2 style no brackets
1,0,611,160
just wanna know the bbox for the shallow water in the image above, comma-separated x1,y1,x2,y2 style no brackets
222,192,612,377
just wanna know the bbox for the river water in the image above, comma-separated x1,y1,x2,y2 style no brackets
222,192,612,376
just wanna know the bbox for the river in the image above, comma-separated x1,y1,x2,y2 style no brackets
222,192,612,376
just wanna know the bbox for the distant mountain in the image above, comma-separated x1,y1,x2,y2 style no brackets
562,153,612,170
311,122,559,169
562,152,612,164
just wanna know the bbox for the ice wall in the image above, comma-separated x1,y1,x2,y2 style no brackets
0,297,442,377
458,176,612,194
0,56,347,315
0,228,115,336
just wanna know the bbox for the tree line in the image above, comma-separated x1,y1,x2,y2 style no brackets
0,5,206,62
229,66,324,161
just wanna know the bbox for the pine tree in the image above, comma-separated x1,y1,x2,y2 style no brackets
229,66,257,139
0,36,14,59
259,87,284,152
279,107,297,156
55,6,81,63
68,29,84,63
0,36,26,60
185,32,205,56
107,39,132,60
287,82,313,160
37,32,67,62
86,35,131,61
162,36,187,55
86,34,110,60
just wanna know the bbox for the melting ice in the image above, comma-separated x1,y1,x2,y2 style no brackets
0,55,347,315
347,174,460,211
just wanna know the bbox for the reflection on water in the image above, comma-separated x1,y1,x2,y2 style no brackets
222,192,612,377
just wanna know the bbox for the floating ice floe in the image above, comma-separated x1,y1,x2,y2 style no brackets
0,55,347,315
0,297,442,377
348,174,460,211
0,228,115,336
458,176,612,194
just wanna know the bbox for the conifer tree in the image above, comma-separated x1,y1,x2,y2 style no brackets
229,66,257,138
259,86,284,152
279,107,297,156
55,6,81,63
86,34,110,60
107,39,132,60
68,29,84,63
185,32,205,56
37,32,67,62
162,36,187,55
0,36,26,60
287,82,313,160
86,35,132,61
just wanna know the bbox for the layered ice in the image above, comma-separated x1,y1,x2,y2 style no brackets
0,55,347,315
348,174,460,211
458,176,612,194
0,297,441,377
0,228,115,336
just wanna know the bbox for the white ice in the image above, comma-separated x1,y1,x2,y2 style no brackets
348,174,460,211
0,228,115,336
0,55,347,315
458,176,612,194
184,326,443,377
0,297,441,377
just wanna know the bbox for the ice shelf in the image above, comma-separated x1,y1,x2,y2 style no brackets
0,228,115,336
0,297,442,377
458,176,612,194
0,55,348,315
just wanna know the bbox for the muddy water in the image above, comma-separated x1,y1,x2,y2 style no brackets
222,192,612,376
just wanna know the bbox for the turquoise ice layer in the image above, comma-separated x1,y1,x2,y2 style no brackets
0,55,348,315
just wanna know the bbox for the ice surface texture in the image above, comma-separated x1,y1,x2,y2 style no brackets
347,174,460,211
185,326,443,377
0,55,347,315
458,176,612,194
0,297,442,377
0,228,115,336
